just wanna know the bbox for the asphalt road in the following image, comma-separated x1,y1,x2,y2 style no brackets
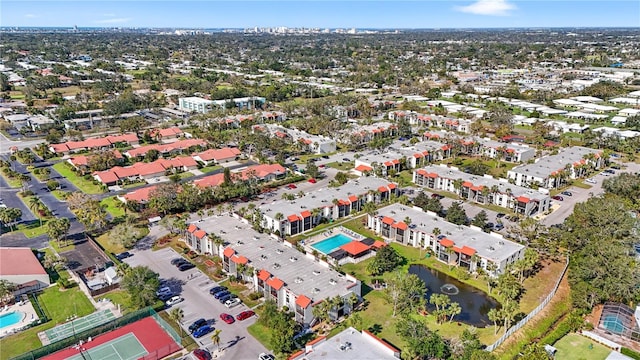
124,226,267,359
0,132,46,154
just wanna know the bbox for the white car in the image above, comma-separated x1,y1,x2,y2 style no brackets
585,178,597,184
224,298,242,308
165,296,184,307
258,353,275,360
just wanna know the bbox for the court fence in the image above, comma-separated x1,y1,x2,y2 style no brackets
139,343,182,360
12,307,165,360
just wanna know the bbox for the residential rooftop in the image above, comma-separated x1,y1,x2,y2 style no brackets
192,214,357,302
375,204,525,263
508,146,601,178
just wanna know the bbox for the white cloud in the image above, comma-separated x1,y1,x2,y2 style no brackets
455,0,516,16
94,18,132,24
24,14,39,18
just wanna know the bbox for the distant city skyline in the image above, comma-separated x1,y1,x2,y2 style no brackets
2,1,639,29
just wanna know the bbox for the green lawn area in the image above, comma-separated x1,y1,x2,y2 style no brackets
247,321,273,350
200,165,223,174
326,161,354,171
2,220,50,238
52,162,105,194
217,279,261,308
179,172,194,179
96,290,134,314
95,230,128,255
51,190,69,201
101,196,126,218
0,171,22,188
0,285,96,360
553,333,611,360
50,239,75,253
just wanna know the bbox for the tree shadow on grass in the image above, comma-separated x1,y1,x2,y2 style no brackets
367,323,383,335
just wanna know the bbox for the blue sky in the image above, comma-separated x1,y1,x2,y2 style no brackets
2,1,639,28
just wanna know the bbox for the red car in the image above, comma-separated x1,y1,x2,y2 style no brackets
236,310,255,321
552,195,564,201
287,184,298,189
308,178,317,184
220,313,235,324
193,349,211,360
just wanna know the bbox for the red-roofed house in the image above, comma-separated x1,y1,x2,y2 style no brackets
194,173,226,188
340,241,371,258
119,185,158,206
150,127,183,142
0,247,50,295
123,139,207,159
193,147,241,165
92,156,197,186
49,133,139,155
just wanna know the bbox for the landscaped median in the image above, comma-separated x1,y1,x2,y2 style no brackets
52,162,106,194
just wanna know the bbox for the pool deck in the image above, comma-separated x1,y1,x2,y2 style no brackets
303,226,366,253
0,300,39,338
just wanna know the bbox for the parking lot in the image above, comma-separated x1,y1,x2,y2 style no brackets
123,247,266,359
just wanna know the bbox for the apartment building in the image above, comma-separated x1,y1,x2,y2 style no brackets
369,204,525,275
413,165,551,216
183,214,361,326
507,146,603,188
258,177,398,236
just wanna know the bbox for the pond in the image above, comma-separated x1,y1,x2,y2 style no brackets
408,264,500,327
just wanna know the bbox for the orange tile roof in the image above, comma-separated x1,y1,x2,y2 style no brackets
392,221,408,230
516,196,530,203
354,164,373,172
460,246,476,256
381,216,395,225
124,185,158,203
231,255,248,265
195,147,241,161
0,247,47,276
194,230,207,239
462,181,473,188
288,214,301,222
348,195,359,203
387,183,397,189
340,241,370,256
266,277,284,290
378,186,389,192
300,210,312,218
372,240,387,248
258,270,271,281
306,335,327,346
295,294,312,308
439,238,454,247
223,247,235,258
194,173,225,188
187,224,198,233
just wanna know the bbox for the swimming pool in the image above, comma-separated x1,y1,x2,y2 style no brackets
602,314,625,334
311,234,354,254
0,311,23,330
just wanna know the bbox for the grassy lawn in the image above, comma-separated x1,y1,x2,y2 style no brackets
572,180,594,189
0,171,22,188
95,230,128,255
157,310,198,351
50,240,75,253
218,279,261,308
6,220,50,238
53,162,105,194
100,196,126,218
247,322,273,350
326,161,353,171
200,165,223,174
553,333,611,360
179,172,194,179
96,290,135,314
51,190,69,200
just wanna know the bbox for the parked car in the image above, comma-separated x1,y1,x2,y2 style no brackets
496,213,506,218
193,325,213,338
236,310,255,321
115,252,132,260
586,178,597,184
342,157,351,162
287,183,297,189
430,193,444,199
174,259,188,267
192,349,211,360
156,287,172,297
259,353,276,360
214,290,230,299
322,155,329,159
165,296,184,307
209,286,227,295
561,191,572,196
493,223,504,231
189,318,208,333
170,258,184,265
220,313,235,324
611,164,621,170
308,178,317,184
552,195,564,201
224,298,242,308
178,263,195,271
605,169,616,174
219,293,238,304
158,293,174,301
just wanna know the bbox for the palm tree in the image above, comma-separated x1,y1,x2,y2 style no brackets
452,179,464,198
448,302,462,322
169,307,184,337
210,329,222,351
0,280,17,305
28,197,42,226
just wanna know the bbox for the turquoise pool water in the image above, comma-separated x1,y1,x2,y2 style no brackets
311,234,353,254
0,311,22,329
602,314,625,334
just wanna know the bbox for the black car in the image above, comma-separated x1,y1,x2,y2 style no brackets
158,293,174,301
342,158,351,162
213,290,230,299
174,259,189,267
209,286,228,295
178,263,195,271
170,258,185,265
496,213,506,218
189,318,208,333
322,155,329,159
116,252,132,260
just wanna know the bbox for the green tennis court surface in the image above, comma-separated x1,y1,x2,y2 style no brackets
43,309,116,344
66,333,147,360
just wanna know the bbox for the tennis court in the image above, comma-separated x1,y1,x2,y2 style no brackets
66,333,147,360
43,309,116,344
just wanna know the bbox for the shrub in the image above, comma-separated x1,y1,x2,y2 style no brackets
248,292,263,300
622,348,640,360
